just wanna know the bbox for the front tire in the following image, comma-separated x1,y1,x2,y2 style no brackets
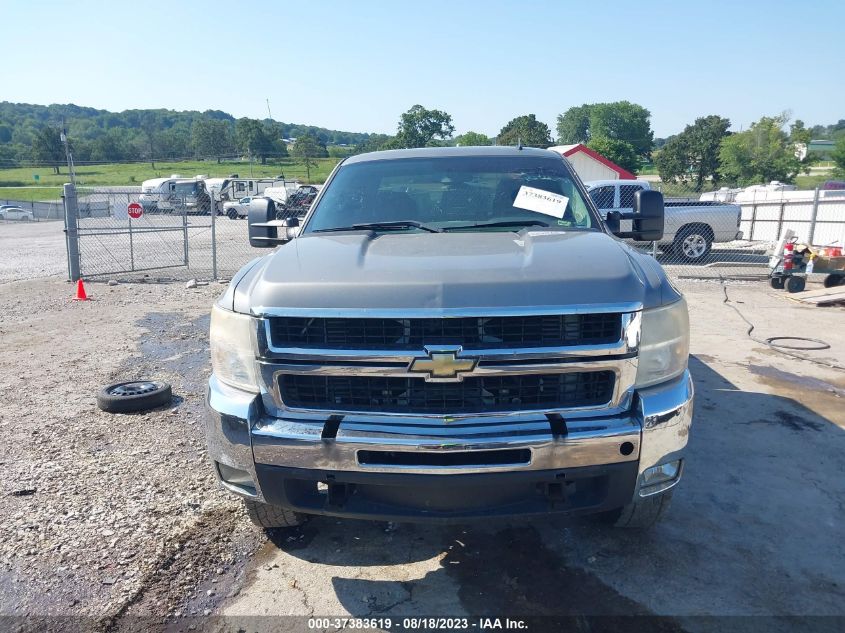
673,225,713,263
227,209,238,220
243,498,307,529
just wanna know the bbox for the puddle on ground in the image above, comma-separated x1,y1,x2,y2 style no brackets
748,364,845,428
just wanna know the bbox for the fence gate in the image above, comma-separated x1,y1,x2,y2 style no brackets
63,183,264,281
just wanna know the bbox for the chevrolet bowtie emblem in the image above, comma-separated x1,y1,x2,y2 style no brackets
408,346,478,382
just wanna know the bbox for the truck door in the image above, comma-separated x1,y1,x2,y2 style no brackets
588,186,616,219
619,184,644,214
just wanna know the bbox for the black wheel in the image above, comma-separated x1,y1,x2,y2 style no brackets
672,225,713,263
785,276,806,293
97,380,172,413
824,274,844,288
243,498,306,528
769,276,785,289
227,208,238,220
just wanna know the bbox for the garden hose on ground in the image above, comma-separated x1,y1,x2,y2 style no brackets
721,283,845,372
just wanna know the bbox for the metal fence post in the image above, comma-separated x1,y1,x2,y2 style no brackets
183,204,189,268
63,183,81,281
127,193,135,272
210,191,218,280
808,186,820,245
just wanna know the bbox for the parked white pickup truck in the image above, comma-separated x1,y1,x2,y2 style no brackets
585,180,742,262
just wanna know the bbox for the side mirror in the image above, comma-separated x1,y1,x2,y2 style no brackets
248,198,277,247
248,199,299,247
632,190,664,241
605,211,621,234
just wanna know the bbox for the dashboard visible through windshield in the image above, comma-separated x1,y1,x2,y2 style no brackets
304,155,599,233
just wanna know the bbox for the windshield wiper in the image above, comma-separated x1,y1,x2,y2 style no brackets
313,221,442,234
442,219,551,232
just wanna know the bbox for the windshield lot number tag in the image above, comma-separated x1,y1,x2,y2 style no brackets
513,186,568,219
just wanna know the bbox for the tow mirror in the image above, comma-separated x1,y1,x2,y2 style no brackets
632,190,664,241
248,199,298,247
607,190,664,241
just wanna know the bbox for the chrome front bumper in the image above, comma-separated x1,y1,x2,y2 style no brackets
205,370,693,505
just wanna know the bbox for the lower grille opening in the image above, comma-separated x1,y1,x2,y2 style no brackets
358,449,531,468
279,371,615,414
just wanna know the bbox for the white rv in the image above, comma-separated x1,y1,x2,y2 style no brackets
203,176,299,204
139,175,210,214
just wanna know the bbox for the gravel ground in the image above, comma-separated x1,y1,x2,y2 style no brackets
0,220,67,283
0,278,264,627
1,262,844,631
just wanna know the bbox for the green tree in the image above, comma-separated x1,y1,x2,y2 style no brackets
139,111,158,168
291,133,322,181
586,136,640,175
556,102,653,157
718,114,809,185
236,118,276,164
395,105,454,148
31,126,65,174
589,102,653,157
831,137,845,173
354,134,396,154
655,115,731,191
454,131,491,146
556,105,591,144
497,114,551,147
89,128,134,163
192,118,234,162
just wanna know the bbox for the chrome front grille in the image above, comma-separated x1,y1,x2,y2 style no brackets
278,372,615,415
267,313,621,350
256,307,641,422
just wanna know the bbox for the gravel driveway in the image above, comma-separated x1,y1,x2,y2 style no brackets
1,276,843,632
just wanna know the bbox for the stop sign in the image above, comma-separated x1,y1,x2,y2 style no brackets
128,202,143,219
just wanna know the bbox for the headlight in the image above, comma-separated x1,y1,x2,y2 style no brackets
210,304,260,392
635,298,689,388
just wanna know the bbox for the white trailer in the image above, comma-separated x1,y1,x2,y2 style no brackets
139,175,210,213
203,176,299,204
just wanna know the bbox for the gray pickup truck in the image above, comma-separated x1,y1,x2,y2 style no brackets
205,147,693,530
585,179,743,262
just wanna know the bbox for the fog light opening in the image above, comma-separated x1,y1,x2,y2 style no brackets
217,462,256,495
640,460,682,497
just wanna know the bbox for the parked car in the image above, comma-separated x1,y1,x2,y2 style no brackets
0,206,33,221
223,197,252,219
206,147,693,532
274,185,322,220
585,179,742,262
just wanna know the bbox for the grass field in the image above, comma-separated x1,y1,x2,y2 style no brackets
0,157,341,201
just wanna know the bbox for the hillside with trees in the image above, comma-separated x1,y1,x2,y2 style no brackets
0,102,373,167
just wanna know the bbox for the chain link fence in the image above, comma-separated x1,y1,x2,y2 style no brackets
4,175,843,284
598,180,845,281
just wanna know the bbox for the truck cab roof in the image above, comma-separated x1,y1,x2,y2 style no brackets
344,145,563,165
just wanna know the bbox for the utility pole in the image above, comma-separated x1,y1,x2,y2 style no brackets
61,118,76,186
266,98,272,120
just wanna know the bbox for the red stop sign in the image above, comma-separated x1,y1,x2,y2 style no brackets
128,202,143,219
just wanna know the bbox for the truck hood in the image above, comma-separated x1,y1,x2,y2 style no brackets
231,230,677,314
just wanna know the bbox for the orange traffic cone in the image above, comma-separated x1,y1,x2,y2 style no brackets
74,279,90,301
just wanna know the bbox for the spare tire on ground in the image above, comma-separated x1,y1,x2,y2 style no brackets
97,381,172,413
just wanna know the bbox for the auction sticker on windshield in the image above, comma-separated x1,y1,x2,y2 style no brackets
512,186,569,219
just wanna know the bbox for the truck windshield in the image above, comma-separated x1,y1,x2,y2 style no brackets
305,156,598,233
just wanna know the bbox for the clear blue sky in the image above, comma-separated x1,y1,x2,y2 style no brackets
3,0,842,138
